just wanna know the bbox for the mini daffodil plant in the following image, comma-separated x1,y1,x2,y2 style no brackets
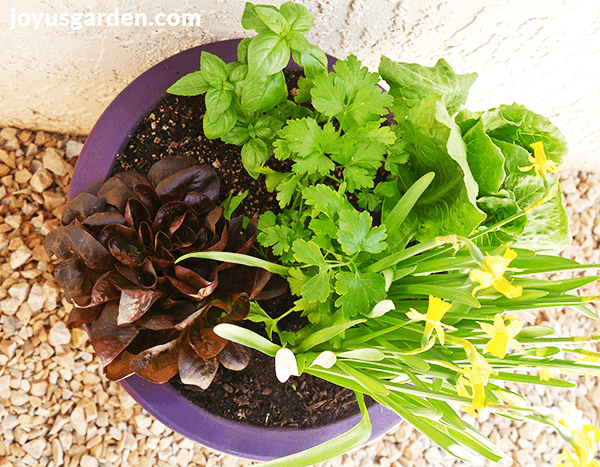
172,2,600,466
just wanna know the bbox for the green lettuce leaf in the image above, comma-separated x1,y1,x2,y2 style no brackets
402,94,486,241
512,180,571,253
462,119,505,195
379,57,477,117
482,104,569,166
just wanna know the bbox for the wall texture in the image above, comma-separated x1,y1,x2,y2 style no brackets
1,0,599,170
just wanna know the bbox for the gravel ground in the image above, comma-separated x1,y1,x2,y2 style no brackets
0,126,599,467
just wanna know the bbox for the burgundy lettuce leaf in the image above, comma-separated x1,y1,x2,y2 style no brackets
155,165,220,204
178,334,219,389
166,263,218,301
147,156,196,187
214,266,271,301
226,216,258,255
116,288,167,325
124,198,151,231
90,301,139,366
83,211,127,231
182,192,215,218
103,350,135,381
45,225,114,270
209,293,251,323
62,193,108,225
133,184,162,219
129,339,181,383
218,342,251,371
71,271,127,309
97,171,151,212
114,258,157,288
53,258,99,301
66,304,104,328
124,328,178,356
188,312,229,359
136,298,197,330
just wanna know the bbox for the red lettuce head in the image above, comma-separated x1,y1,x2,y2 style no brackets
45,156,272,388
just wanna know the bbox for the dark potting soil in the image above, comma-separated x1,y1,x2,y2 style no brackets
114,70,372,428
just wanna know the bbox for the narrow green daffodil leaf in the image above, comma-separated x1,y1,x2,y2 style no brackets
383,172,434,237
213,323,280,357
570,304,599,320
337,348,385,361
336,361,389,395
295,319,365,353
176,251,290,277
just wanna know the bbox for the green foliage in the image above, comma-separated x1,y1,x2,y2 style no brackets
166,3,596,466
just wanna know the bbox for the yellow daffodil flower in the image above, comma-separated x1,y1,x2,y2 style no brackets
458,363,492,414
555,425,600,467
479,314,524,358
519,141,561,179
457,381,478,417
407,296,456,345
469,247,523,299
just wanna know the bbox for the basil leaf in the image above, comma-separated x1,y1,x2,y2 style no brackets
237,38,251,64
200,52,228,86
255,5,289,35
241,137,270,178
291,39,328,79
280,2,314,33
205,88,233,116
241,3,271,32
203,107,236,139
242,71,287,113
221,122,250,146
379,56,477,117
252,115,284,140
167,71,210,96
247,31,291,78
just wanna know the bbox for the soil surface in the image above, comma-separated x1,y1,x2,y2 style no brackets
115,70,369,428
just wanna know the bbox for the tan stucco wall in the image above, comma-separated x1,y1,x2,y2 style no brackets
1,0,600,171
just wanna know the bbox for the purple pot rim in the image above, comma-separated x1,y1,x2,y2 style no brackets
70,39,401,461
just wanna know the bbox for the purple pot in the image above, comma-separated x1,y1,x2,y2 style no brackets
70,39,401,461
